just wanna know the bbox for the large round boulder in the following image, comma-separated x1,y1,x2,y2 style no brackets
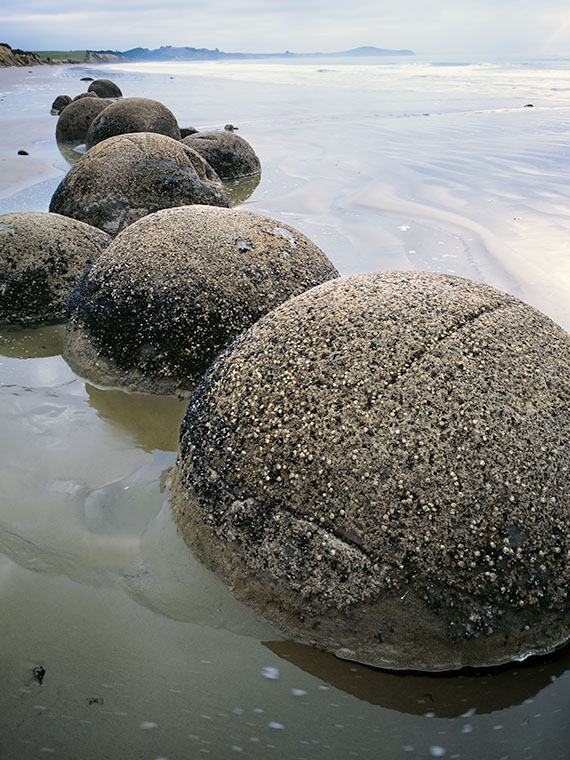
55,97,110,144
85,97,180,149
49,132,230,236
87,78,122,98
63,205,339,395
0,212,111,325
181,130,261,179
170,271,570,672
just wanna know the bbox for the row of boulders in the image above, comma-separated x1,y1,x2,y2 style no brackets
2,75,569,673
50,78,262,231
51,78,123,112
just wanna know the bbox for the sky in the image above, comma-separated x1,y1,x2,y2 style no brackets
2,0,570,57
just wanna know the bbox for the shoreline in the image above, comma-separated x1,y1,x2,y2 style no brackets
1,62,570,333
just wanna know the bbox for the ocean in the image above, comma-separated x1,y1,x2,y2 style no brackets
1,55,569,759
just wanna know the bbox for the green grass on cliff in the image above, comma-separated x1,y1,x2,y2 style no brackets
34,50,89,62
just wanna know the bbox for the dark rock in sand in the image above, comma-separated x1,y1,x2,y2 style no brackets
17,149,28,156
180,126,199,138
85,97,181,149
51,94,72,113
170,270,570,672
81,77,94,82
50,132,230,236
87,79,122,98
64,205,339,395
55,97,110,145
0,212,111,325
72,91,99,102
181,129,261,179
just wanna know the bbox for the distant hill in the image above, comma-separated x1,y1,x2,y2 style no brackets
322,46,414,57
2,42,414,68
91,44,414,63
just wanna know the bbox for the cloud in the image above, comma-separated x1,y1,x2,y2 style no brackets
1,0,570,56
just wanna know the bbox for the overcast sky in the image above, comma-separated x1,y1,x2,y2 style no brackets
2,0,570,57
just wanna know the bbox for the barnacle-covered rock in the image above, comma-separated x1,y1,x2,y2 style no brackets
85,97,180,149
49,132,230,236
63,205,339,395
0,211,111,325
181,129,261,179
171,271,570,671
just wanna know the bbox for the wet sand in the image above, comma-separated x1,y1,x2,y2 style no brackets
1,59,570,759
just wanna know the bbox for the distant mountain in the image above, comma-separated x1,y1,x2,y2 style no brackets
90,44,414,63
320,46,414,57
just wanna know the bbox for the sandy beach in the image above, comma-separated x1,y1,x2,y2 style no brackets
1,57,570,759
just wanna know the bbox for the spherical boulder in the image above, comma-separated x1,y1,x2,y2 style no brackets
87,78,122,98
49,132,230,236
51,94,71,114
170,270,570,672
0,212,112,325
72,91,99,102
85,97,180,149
181,130,261,179
55,97,110,144
63,205,339,395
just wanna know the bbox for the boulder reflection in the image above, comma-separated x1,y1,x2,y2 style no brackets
85,383,187,453
263,639,570,717
57,139,86,166
223,173,261,206
0,324,64,358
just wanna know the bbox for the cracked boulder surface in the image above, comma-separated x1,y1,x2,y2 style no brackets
49,132,230,236
181,130,261,180
63,205,339,396
0,211,112,325
85,97,180,149
170,270,570,671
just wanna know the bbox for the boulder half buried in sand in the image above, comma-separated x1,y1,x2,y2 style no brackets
85,97,181,149
51,94,72,114
181,130,261,179
49,132,230,236
87,79,123,98
0,212,112,325
170,270,570,672
55,97,110,145
63,205,339,395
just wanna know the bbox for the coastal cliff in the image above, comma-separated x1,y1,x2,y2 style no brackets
0,43,44,67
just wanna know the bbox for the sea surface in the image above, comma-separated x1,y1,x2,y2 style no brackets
1,55,569,759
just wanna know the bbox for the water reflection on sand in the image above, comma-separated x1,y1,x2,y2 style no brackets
2,58,570,758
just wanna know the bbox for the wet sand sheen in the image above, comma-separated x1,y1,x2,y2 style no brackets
1,59,570,758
